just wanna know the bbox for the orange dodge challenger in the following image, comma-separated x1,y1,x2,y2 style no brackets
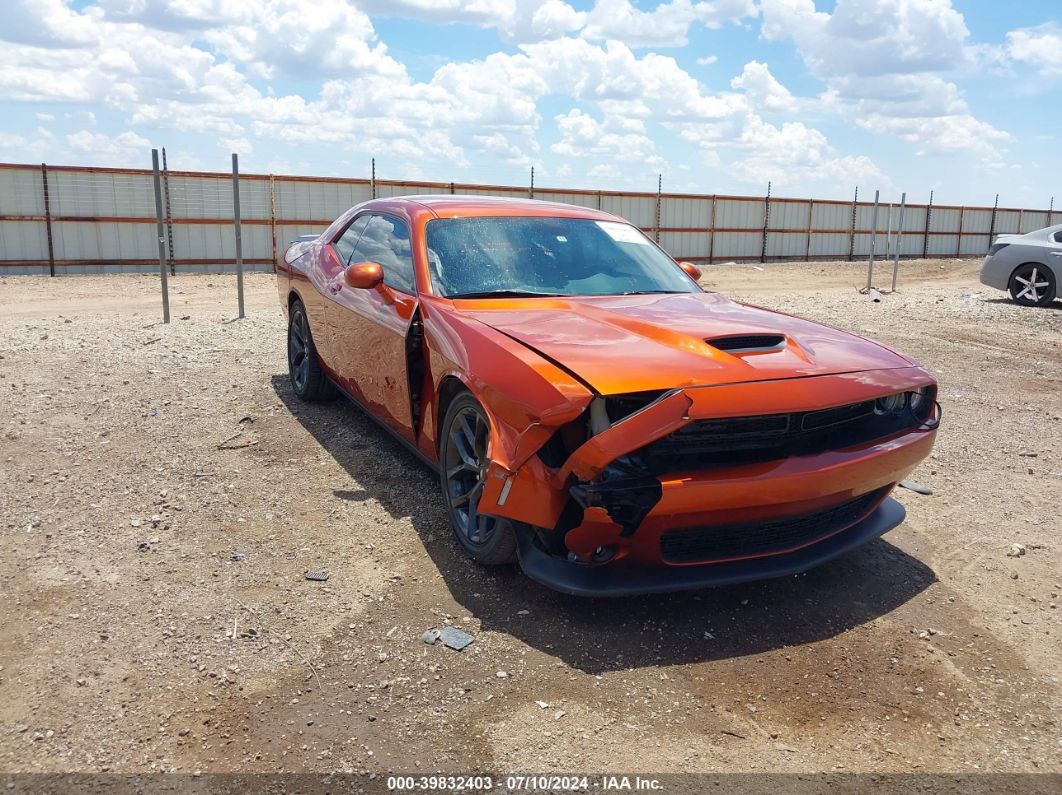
277,196,940,595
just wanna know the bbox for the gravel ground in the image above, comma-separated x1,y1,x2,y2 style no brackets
0,259,1059,776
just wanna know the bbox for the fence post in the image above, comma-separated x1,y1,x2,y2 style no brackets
40,163,55,277
151,149,170,323
529,166,534,200
269,174,277,272
232,153,245,320
596,190,603,210
865,190,880,291
1048,197,1054,227
654,174,662,243
988,194,998,251
162,147,175,276
371,158,376,200
922,190,933,258
891,192,906,292
708,195,716,264
956,206,965,257
848,186,858,261
1017,208,1024,234
449,181,455,195
760,181,771,263
804,199,814,261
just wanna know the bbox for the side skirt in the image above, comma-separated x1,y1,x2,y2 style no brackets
326,376,440,475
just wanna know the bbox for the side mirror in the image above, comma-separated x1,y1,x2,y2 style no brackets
344,261,384,289
678,261,702,281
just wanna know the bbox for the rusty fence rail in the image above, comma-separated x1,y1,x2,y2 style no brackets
0,160,1055,275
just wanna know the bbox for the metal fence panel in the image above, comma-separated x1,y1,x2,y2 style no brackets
810,202,849,232
534,190,599,209
808,233,849,258
714,198,763,229
600,194,655,227
960,234,990,256
930,207,961,233
766,231,806,258
46,171,156,218
273,178,371,221
994,210,1021,235
659,230,709,259
0,163,1054,273
711,231,762,259
963,209,993,234
1021,211,1048,233
0,220,48,261
660,196,710,229
770,201,811,231
0,167,44,215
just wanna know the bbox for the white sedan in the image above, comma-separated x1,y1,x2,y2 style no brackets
980,223,1062,307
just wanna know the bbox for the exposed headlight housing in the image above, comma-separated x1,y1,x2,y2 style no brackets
907,386,935,423
874,393,907,415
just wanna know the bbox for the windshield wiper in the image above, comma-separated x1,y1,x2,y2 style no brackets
448,290,563,299
620,289,680,295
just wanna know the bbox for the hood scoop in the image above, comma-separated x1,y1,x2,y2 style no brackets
706,334,786,354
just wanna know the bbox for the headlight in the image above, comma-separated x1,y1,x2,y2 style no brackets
875,393,907,414
908,386,933,421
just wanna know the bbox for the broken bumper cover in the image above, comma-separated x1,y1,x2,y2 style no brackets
515,496,906,597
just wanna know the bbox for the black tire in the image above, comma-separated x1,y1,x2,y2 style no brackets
439,392,518,565
1008,263,1056,307
287,300,335,401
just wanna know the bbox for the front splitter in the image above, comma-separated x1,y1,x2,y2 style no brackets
515,497,907,597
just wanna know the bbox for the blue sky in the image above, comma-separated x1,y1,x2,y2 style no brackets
1,1,1059,206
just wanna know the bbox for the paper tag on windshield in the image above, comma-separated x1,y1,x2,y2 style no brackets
596,221,650,245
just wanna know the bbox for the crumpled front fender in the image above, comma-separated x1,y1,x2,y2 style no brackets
423,300,595,475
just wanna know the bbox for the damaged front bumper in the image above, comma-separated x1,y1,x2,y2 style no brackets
477,367,938,594
514,497,907,597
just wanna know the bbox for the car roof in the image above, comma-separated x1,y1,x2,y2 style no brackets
360,194,623,222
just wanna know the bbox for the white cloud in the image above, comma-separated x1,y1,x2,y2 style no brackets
0,1,877,195
66,129,152,161
582,0,756,48
730,60,797,112
1006,23,1062,77
759,0,1008,165
696,55,718,65
551,109,662,165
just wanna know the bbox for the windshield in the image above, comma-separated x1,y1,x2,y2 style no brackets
425,216,699,298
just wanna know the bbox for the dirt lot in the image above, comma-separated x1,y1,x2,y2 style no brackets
0,259,1059,777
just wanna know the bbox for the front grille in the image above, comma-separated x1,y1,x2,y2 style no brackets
639,399,913,474
659,488,886,564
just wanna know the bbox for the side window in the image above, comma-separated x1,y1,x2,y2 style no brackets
353,214,416,294
1053,230,1062,244
334,215,370,266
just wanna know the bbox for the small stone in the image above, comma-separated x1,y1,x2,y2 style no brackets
495,671,509,679
1007,544,1026,558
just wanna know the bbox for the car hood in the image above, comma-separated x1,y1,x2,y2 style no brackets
458,291,913,395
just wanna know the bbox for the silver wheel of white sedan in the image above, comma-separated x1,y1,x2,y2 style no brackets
1008,262,1057,307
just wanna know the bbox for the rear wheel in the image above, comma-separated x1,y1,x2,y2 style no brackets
287,300,335,401
1008,263,1056,307
439,393,517,565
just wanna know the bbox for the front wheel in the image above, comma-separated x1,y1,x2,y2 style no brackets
287,300,335,401
1008,263,1056,307
439,393,517,565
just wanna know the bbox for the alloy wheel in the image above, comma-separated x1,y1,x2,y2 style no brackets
444,405,497,546
288,307,310,392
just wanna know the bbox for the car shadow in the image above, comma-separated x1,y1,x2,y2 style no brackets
981,297,1062,310
272,375,937,674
